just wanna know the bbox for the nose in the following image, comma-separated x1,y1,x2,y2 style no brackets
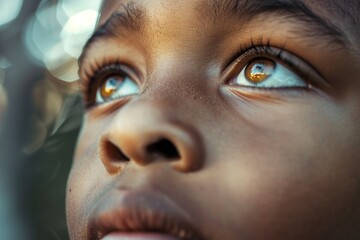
99,101,204,174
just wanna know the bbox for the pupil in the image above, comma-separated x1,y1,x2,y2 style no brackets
101,76,123,98
108,78,118,86
255,65,264,71
245,59,275,83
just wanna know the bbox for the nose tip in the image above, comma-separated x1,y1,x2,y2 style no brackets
99,107,204,174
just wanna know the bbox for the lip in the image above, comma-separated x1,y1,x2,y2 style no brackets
101,232,179,240
88,189,202,240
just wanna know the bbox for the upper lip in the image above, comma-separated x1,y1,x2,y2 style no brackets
88,189,203,240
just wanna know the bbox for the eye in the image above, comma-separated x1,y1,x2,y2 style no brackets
95,74,140,104
231,58,307,89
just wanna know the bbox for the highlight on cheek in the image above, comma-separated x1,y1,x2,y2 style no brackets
245,59,275,83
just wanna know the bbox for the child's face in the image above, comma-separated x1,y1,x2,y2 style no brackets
67,0,360,239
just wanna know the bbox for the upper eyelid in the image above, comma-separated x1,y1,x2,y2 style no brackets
82,58,142,84
222,37,288,71
78,1,147,69
82,45,147,77
222,44,284,79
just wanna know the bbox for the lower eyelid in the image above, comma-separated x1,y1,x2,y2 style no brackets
224,84,316,102
227,87,284,102
87,97,133,115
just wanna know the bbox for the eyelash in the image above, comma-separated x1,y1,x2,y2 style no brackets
81,38,323,108
81,58,135,108
225,38,312,86
228,37,332,99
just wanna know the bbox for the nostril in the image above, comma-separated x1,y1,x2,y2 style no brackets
146,138,180,160
99,140,130,175
103,140,130,162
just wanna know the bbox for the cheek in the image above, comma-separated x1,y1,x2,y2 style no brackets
66,122,111,238
206,96,360,238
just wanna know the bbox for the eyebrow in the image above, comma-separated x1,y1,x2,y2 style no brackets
79,0,350,67
199,0,348,45
78,1,145,66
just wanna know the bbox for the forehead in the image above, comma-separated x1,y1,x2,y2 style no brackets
93,0,358,49
96,0,360,43
98,0,358,22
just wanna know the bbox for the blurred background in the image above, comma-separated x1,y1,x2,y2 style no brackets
0,0,102,239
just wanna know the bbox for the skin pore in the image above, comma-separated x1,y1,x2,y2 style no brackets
67,0,360,239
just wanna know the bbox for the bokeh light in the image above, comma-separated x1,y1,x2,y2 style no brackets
24,14,61,64
22,0,101,156
60,0,101,17
24,0,101,81
1,1,102,239
0,0,23,26
0,57,11,76
44,43,79,82
61,9,99,58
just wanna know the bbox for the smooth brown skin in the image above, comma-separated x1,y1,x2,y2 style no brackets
67,0,360,239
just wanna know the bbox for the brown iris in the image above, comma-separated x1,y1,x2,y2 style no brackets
245,59,275,83
100,76,124,100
